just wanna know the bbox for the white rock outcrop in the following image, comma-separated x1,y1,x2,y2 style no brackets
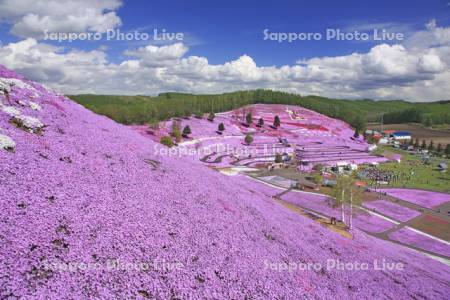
29,102,42,111
11,115,44,133
0,78,37,93
0,133,15,151
1,105,21,116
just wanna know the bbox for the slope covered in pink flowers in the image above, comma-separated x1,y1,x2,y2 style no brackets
363,200,422,222
376,188,450,209
0,65,449,299
132,102,389,170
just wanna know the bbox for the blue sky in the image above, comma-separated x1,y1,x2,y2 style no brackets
0,0,449,101
115,0,449,65
2,0,449,65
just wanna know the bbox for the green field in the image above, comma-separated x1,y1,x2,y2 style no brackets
372,146,449,192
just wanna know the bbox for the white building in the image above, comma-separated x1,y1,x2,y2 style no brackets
391,131,412,140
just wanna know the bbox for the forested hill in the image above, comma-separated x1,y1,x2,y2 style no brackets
69,90,450,129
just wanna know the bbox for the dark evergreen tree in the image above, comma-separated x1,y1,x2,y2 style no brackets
353,115,366,135
273,115,281,128
244,134,253,145
275,153,283,163
258,117,264,126
246,112,253,125
182,125,191,136
421,140,427,149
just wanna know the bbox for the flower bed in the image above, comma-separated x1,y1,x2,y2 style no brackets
363,200,421,222
280,191,395,233
389,227,450,257
376,188,450,209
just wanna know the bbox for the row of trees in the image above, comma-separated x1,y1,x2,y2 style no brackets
162,113,283,147
160,122,193,147
409,138,450,154
383,108,450,127
242,112,281,128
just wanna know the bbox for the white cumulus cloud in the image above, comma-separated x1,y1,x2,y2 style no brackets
0,20,449,101
0,0,122,38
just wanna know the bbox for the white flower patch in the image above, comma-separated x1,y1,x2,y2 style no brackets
0,80,12,94
11,115,44,133
0,133,16,152
0,78,37,92
29,102,42,111
15,100,42,110
1,105,21,116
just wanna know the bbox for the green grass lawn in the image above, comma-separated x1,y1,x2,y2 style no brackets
372,146,449,192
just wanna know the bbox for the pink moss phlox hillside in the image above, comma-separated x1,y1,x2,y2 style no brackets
131,102,386,168
1,66,449,298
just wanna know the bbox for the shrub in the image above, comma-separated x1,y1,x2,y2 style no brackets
313,173,323,185
173,130,182,143
258,117,264,127
421,140,427,149
182,125,191,136
148,118,159,130
274,153,282,163
171,120,181,133
273,115,281,128
245,112,253,125
208,112,215,121
244,134,253,145
160,136,174,147
218,123,225,132
170,120,182,142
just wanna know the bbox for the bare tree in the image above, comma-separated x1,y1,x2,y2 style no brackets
331,175,352,226
348,183,363,230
